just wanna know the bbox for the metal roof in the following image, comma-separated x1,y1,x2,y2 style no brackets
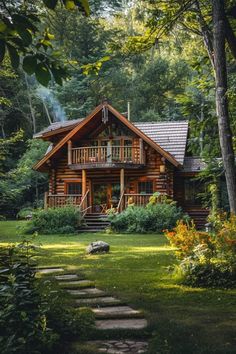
182,157,206,172
134,121,189,165
33,119,84,138
35,118,189,165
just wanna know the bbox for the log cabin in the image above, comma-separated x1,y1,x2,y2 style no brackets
33,102,208,229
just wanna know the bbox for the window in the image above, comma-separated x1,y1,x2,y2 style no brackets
184,179,203,205
138,181,154,194
67,182,82,195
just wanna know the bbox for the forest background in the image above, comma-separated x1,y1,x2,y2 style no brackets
0,0,235,217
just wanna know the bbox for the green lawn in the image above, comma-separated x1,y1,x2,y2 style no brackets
1,221,236,353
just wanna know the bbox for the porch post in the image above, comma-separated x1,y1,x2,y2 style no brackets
44,191,48,209
68,140,72,165
120,168,125,195
82,169,87,210
120,168,125,211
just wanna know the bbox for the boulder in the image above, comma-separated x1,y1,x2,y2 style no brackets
87,241,110,254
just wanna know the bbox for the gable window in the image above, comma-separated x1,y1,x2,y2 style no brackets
66,182,82,195
138,180,154,194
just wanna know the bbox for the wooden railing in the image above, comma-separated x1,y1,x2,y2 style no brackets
124,193,152,208
46,194,82,208
79,190,91,216
70,146,142,165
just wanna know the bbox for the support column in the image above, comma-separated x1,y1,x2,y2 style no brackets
82,169,87,210
120,168,125,212
82,169,87,196
68,140,72,165
44,191,48,209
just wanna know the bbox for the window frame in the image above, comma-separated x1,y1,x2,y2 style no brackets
64,180,82,195
137,178,155,194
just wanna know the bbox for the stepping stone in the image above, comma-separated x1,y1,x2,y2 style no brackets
67,288,105,297
92,306,141,319
86,340,148,354
55,274,78,281
37,267,64,274
75,296,121,306
95,318,148,330
59,280,94,287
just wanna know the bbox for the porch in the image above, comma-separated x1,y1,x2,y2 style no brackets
44,192,152,213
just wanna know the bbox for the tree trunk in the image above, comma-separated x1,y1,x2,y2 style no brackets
212,0,236,214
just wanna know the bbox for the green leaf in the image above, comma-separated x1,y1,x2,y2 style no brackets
0,39,5,62
76,0,90,15
43,0,58,9
16,27,32,46
23,56,37,75
7,44,19,69
35,63,51,86
64,0,76,10
11,14,37,32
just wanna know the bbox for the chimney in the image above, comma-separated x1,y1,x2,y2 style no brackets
127,101,131,121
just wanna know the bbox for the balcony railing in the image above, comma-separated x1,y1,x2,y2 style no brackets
70,145,143,165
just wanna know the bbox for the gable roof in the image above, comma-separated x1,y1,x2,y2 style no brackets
33,103,184,171
134,121,188,165
34,119,84,139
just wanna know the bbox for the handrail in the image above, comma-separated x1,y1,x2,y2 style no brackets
117,190,125,213
48,194,82,197
71,145,135,150
79,189,89,215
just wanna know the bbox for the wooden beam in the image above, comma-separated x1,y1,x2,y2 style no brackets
44,191,48,209
120,168,125,195
82,169,87,196
139,138,144,164
68,140,72,165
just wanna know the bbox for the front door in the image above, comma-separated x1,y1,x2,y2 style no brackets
92,182,120,213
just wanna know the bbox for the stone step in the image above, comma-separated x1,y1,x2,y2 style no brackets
79,228,108,233
59,280,95,288
67,287,105,297
92,306,142,319
95,318,148,330
37,267,64,274
75,296,122,307
86,340,148,354
55,274,79,281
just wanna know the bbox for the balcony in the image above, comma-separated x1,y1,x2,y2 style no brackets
68,145,145,169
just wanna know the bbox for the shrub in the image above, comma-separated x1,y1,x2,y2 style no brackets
166,218,236,288
0,238,58,354
165,221,214,259
25,206,83,234
109,203,187,233
17,207,34,220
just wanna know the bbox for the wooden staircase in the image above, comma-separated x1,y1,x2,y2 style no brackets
184,208,209,230
79,214,110,233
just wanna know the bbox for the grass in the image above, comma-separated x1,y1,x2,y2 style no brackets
1,220,236,353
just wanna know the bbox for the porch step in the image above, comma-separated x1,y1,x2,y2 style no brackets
79,214,110,233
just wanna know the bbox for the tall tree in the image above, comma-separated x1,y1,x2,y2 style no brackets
134,0,236,213
212,0,236,213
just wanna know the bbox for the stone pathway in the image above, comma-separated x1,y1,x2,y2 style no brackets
37,267,149,353
88,340,148,353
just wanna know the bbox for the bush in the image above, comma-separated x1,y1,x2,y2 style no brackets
25,206,83,234
0,238,58,354
165,217,236,288
109,203,187,233
0,235,95,354
17,207,34,220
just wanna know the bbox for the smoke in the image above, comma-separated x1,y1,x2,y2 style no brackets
36,86,67,122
